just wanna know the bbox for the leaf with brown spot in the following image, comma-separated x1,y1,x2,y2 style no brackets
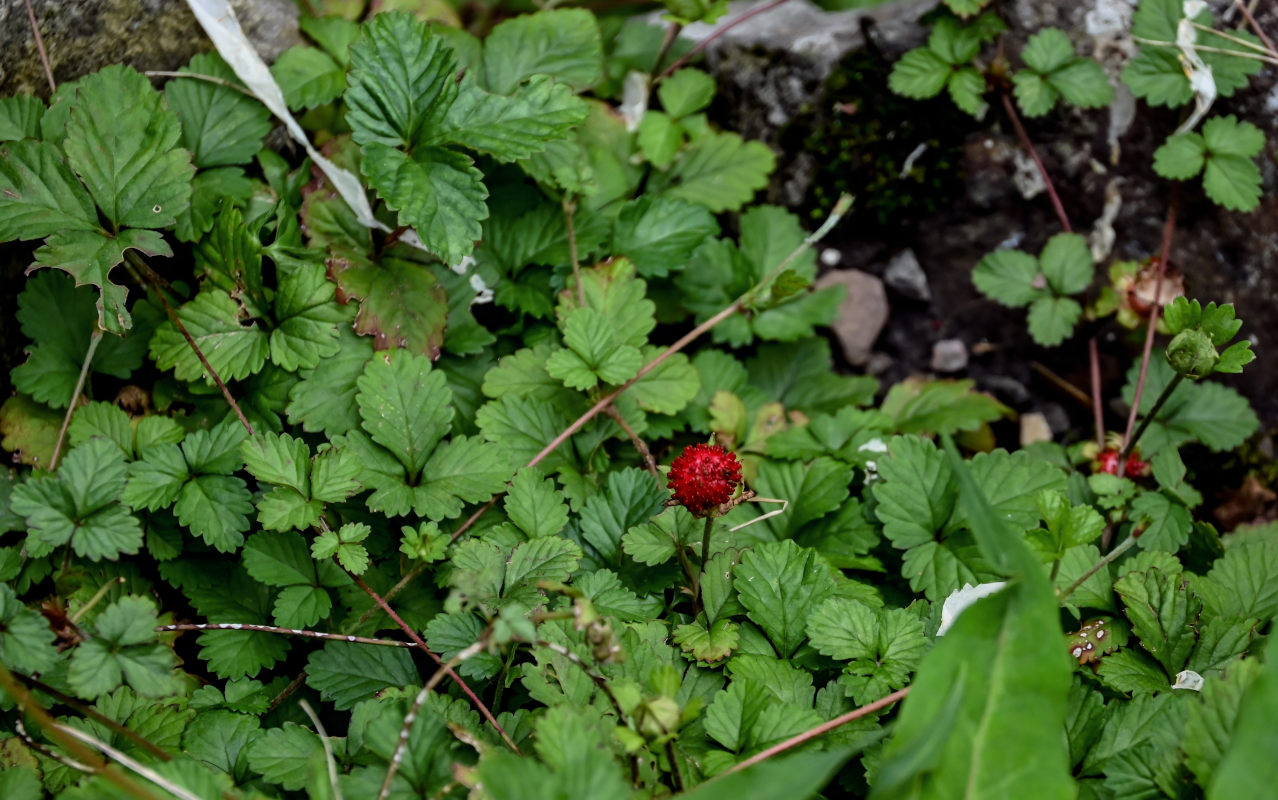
327,252,448,359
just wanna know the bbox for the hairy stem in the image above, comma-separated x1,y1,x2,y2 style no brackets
157,622,418,648
49,330,102,471
299,700,343,800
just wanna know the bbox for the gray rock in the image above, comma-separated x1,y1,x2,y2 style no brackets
816,269,889,366
0,0,299,98
674,0,939,79
930,338,968,373
883,249,931,302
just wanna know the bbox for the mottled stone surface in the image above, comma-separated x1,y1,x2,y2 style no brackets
0,0,300,98
701,0,1278,433
816,269,889,367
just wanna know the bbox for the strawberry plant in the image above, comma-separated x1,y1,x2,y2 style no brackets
0,2,1275,799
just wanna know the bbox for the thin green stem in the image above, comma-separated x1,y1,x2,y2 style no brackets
69,576,124,624
49,330,102,471
699,516,715,569
1060,534,1139,601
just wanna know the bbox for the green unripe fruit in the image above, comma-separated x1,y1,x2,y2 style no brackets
1166,329,1218,379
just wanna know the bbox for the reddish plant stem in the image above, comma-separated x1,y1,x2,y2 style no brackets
1089,337,1105,449
348,572,520,754
718,687,910,777
606,405,660,477
1235,0,1277,55
1118,186,1180,474
125,252,255,436
23,0,55,94
657,0,793,80
1000,92,1072,233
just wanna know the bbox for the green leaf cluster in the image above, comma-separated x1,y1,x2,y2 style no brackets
972,232,1094,346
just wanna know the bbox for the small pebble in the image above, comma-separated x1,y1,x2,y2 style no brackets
930,338,968,373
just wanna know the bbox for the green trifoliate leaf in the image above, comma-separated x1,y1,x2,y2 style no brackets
270,46,346,110
1047,58,1113,108
482,9,603,95
1039,232,1093,295
649,130,775,213
629,348,699,415
63,65,193,229
67,402,133,458
946,67,987,117
1012,72,1058,117
150,289,269,383
0,583,58,674
440,74,588,163
1195,534,1278,624
505,467,569,539
734,540,837,658
241,432,310,494
11,438,143,561
166,53,272,167
560,258,657,349
1027,296,1082,346
0,94,44,141
1115,566,1200,674
889,47,952,99
1021,27,1074,73
972,248,1043,307
243,531,317,587
1130,491,1192,552
69,595,176,699
546,307,643,390
1123,0,1262,107
658,68,716,118
1200,116,1264,212
270,256,349,372
1015,29,1112,117
808,597,925,705
344,12,459,148
312,522,371,575
176,475,253,552
1153,132,1207,179
287,326,373,437
401,521,449,563
246,724,325,791
361,144,488,265
674,617,740,663
306,641,417,710
637,110,679,169
1027,490,1105,561
0,139,98,240
356,348,453,480
610,195,720,278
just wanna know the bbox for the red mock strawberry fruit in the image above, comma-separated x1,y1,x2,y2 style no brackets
1094,447,1149,478
667,443,743,517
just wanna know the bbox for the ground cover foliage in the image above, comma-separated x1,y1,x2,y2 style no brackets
0,0,1276,797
